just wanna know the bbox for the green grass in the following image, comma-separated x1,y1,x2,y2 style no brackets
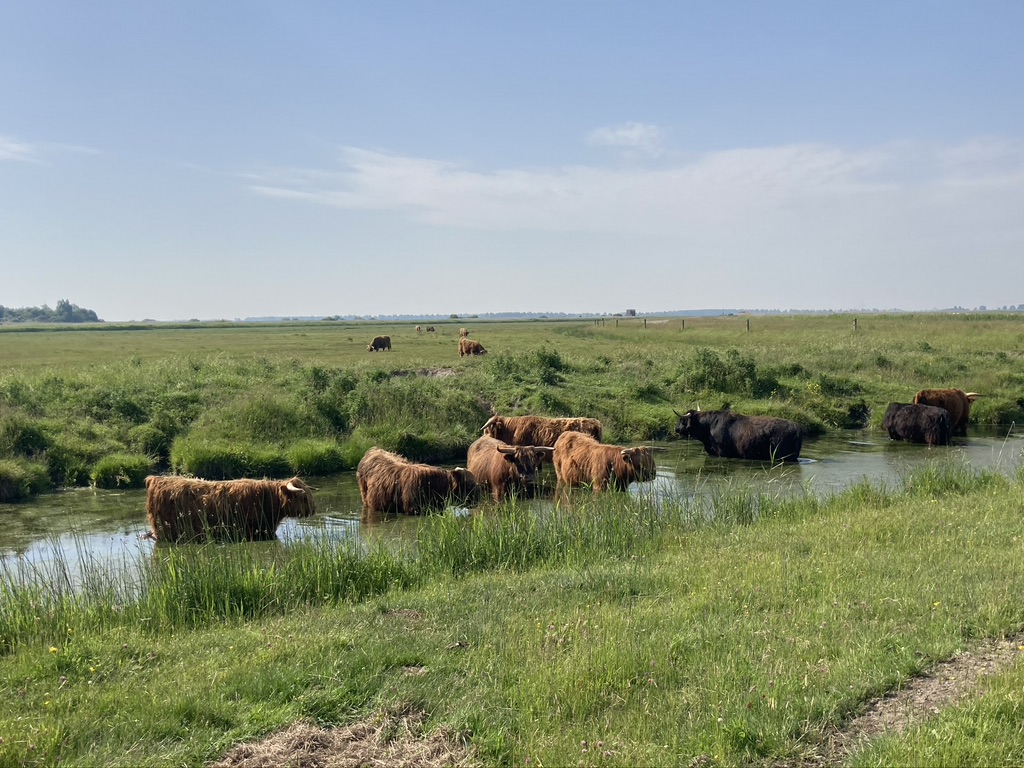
2,314,1024,495
1,464,1024,765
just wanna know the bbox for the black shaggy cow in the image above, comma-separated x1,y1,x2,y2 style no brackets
882,402,952,446
673,407,803,463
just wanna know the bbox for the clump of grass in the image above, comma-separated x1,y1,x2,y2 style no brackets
90,453,154,489
0,457,51,502
169,438,291,479
287,439,345,475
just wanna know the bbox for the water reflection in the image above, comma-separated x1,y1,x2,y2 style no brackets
2,427,1021,579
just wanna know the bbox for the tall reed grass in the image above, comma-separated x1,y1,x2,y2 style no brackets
2,461,1006,656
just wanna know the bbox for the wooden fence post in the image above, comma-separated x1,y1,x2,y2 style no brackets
746,318,750,333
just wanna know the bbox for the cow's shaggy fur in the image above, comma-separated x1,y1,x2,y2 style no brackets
458,337,486,357
913,388,980,436
466,435,553,501
674,408,803,462
552,431,656,492
144,475,316,543
482,414,603,448
882,402,952,446
356,448,477,520
367,335,391,352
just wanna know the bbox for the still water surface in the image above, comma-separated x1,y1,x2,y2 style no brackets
2,427,1021,578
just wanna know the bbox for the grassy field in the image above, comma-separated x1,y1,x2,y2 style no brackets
2,314,1024,765
2,313,1023,500
1,464,1023,765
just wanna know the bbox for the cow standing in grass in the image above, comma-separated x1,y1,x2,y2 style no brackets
367,335,391,352
356,448,478,521
912,388,980,436
144,475,317,543
459,337,487,357
482,415,603,447
466,435,553,501
674,407,803,462
552,431,656,492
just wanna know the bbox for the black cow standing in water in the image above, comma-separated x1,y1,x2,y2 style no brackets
881,402,952,446
674,407,803,463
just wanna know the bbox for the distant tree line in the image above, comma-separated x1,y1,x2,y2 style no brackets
0,299,101,324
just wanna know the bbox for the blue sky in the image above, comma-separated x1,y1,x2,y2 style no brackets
3,1,1023,320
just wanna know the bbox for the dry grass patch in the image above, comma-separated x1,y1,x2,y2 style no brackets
209,707,476,768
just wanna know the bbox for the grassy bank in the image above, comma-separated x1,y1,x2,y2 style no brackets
1,463,1023,765
2,314,1023,499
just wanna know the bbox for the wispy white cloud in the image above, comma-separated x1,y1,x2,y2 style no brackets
585,121,666,157
248,139,1024,240
0,135,37,162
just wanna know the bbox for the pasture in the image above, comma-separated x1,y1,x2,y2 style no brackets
2,313,1024,765
2,313,1023,500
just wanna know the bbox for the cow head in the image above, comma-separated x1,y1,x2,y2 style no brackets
450,467,479,503
497,444,553,484
281,478,317,518
481,416,503,436
620,447,656,482
673,409,701,438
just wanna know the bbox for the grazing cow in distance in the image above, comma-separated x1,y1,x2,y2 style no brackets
356,447,478,521
882,402,952,446
144,475,316,543
459,327,470,338
912,388,980,436
674,407,803,462
467,435,554,502
552,431,656,492
415,325,422,334
459,337,487,357
367,335,391,352
482,415,603,447
426,326,436,333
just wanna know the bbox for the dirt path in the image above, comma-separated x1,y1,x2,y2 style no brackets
797,632,1024,766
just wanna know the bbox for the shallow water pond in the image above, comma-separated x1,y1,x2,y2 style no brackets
2,427,1021,581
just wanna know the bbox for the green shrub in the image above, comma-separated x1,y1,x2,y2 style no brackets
0,457,52,502
91,454,154,489
677,348,779,398
287,439,345,476
0,412,48,457
170,438,291,480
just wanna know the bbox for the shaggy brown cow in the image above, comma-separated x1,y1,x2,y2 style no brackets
459,327,469,338
144,475,316,543
426,326,436,333
415,325,422,334
552,432,656,492
912,388,980,436
466,435,554,501
459,337,487,357
367,335,391,352
481,414,603,447
356,448,477,520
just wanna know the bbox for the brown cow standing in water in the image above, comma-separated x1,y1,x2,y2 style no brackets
912,388,980,436
466,435,553,501
144,475,317,543
367,335,391,352
552,432,656,492
482,415,603,447
356,448,477,520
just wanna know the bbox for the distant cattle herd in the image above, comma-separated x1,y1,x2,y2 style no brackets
141,324,984,539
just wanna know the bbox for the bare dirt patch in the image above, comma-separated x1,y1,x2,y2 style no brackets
795,632,1024,766
209,707,476,768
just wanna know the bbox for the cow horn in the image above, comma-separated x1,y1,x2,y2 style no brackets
481,416,497,431
673,408,683,418
696,402,701,412
497,446,517,455
965,392,982,399
285,481,302,492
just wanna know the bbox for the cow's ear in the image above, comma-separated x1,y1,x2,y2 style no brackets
535,447,555,460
